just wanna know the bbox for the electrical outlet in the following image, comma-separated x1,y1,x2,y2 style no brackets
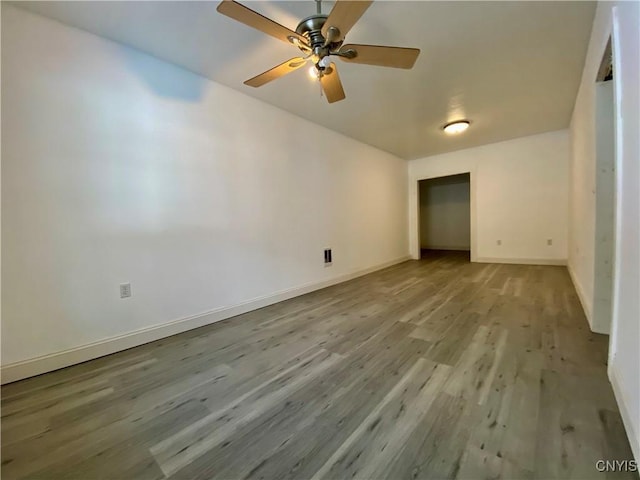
547,239,553,246
120,283,132,298
324,248,332,266
496,239,502,246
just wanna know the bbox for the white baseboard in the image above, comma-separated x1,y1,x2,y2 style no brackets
567,262,594,329
475,257,567,266
421,246,471,251
1,255,411,384
609,361,640,462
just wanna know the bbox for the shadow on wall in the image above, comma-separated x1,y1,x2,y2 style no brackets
121,48,208,101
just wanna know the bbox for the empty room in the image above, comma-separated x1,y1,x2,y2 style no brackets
1,1,639,479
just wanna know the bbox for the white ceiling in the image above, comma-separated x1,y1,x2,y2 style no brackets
14,1,595,159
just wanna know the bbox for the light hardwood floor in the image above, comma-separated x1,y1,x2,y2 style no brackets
1,252,635,479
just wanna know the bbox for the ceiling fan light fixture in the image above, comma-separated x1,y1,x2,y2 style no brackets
217,0,420,103
443,120,470,135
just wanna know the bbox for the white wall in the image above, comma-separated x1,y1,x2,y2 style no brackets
419,175,470,251
0,5,408,381
409,130,569,264
568,1,639,461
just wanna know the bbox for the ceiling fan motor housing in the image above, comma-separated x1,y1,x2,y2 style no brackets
295,14,342,64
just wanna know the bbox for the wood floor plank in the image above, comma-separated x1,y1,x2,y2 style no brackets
167,335,430,480
1,252,634,480
151,349,342,476
310,359,450,480
383,391,472,479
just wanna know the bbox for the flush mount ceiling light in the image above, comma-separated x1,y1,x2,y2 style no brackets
443,120,470,134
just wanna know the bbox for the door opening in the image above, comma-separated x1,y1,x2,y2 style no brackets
418,173,471,261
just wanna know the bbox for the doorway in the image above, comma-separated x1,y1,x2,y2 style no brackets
418,173,471,261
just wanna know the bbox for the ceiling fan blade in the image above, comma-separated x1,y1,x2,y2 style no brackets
339,44,420,69
322,1,373,42
244,57,308,88
320,63,346,104
217,0,307,45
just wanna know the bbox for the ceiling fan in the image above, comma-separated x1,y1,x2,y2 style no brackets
216,0,420,103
